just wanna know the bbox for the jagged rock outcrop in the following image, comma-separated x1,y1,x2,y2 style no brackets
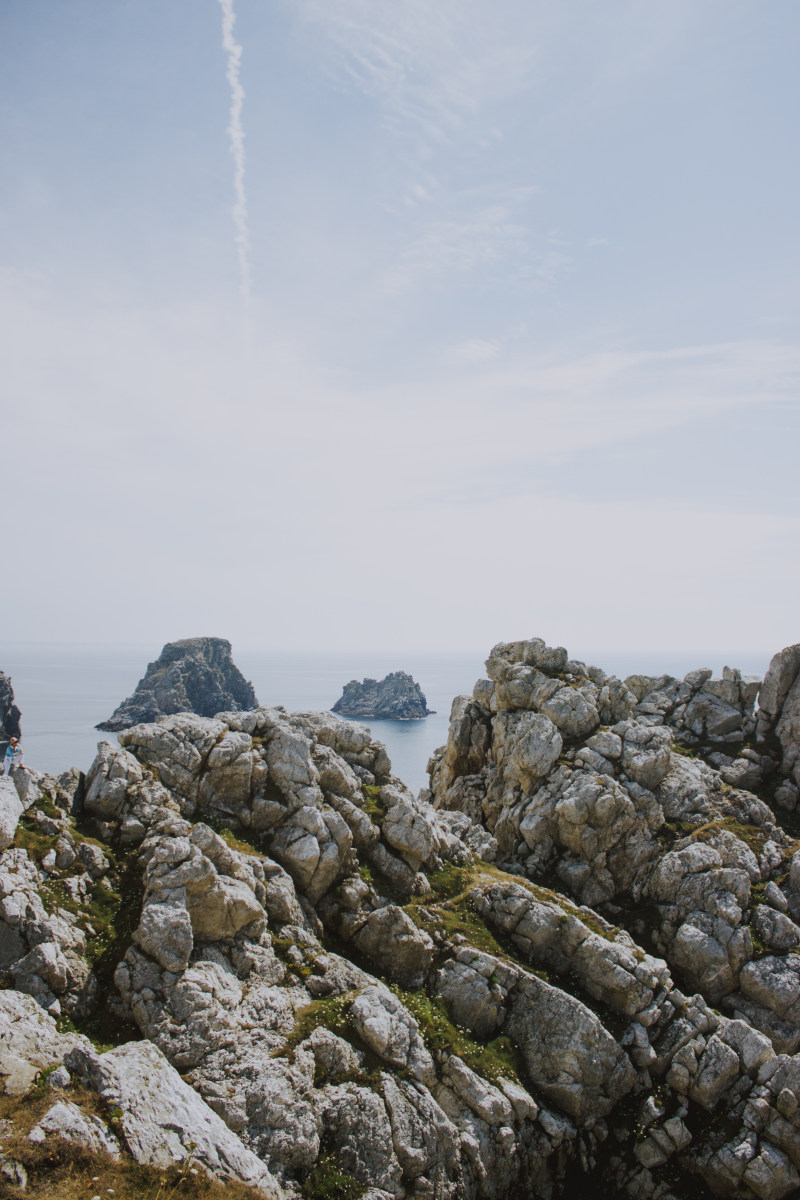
0,670,22,758
96,637,257,731
6,638,800,1200
332,671,433,720
754,644,800,812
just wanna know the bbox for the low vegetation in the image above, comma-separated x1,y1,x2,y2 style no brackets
0,1087,261,1200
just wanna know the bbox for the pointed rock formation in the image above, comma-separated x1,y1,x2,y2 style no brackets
97,637,257,731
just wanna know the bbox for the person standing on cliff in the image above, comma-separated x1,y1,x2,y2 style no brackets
2,736,22,775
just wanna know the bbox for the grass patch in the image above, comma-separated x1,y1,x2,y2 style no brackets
216,824,262,857
200,813,267,857
274,993,354,1060
302,1152,366,1200
13,814,59,862
0,1086,263,1200
390,986,523,1084
689,818,771,855
478,862,624,944
360,785,386,822
426,863,476,901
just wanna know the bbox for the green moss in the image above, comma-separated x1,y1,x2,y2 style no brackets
479,863,623,944
748,923,769,959
217,824,262,856
360,785,386,822
302,1152,366,1200
695,818,770,854
14,815,59,862
427,863,476,901
55,849,143,1049
391,986,523,1084
275,994,354,1059
407,897,511,962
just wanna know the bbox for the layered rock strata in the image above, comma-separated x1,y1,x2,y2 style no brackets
97,637,257,731
333,671,433,720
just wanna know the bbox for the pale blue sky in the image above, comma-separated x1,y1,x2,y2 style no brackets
1,1,799,655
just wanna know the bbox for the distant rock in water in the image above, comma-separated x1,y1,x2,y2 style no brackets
96,637,257,731
332,671,433,720
0,671,22,756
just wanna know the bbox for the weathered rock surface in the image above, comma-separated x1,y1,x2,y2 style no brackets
332,671,433,720
0,670,21,758
28,1098,121,1159
68,1039,286,1195
97,636,257,731
9,637,800,1200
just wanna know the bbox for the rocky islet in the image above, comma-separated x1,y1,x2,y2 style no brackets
332,671,434,720
96,636,258,732
1,639,800,1198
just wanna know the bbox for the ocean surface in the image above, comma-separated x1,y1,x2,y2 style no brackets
0,643,774,795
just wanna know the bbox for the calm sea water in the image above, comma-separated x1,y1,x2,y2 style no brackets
0,643,774,795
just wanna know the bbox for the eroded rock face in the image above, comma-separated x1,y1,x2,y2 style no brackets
0,671,22,759
332,671,433,720
10,638,800,1200
67,1039,286,1195
97,637,257,731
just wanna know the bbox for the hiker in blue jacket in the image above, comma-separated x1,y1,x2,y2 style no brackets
2,737,22,776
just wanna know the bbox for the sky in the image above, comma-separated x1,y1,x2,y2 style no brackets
1,0,799,658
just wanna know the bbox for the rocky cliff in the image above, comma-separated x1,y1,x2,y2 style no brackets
0,671,22,758
332,671,433,719
3,638,800,1199
96,637,257,731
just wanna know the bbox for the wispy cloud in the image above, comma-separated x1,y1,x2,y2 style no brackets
383,183,552,293
292,0,538,147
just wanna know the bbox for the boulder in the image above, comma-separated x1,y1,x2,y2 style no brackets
67,1039,285,1195
29,1099,120,1159
0,990,91,1095
505,973,635,1124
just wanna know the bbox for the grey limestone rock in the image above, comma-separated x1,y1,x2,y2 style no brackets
332,671,433,720
0,989,92,1095
505,972,635,1124
68,1039,286,1195
0,777,23,850
97,637,257,731
29,1099,121,1159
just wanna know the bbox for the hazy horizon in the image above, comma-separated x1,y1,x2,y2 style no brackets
2,2,798,654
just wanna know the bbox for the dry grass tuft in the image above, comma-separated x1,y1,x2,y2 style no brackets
0,1087,265,1200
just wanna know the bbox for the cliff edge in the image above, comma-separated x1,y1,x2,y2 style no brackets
0,670,22,757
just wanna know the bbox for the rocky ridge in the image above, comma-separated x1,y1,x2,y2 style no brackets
0,672,21,759
1,639,800,1199
97,637,257,732
332,671,434,720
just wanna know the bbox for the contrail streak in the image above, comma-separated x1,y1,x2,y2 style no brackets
218,0,251,304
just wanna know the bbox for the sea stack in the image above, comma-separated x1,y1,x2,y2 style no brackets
332,670,433,719
97,637,257,731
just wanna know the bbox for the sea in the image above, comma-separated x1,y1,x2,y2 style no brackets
0,643,775,796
